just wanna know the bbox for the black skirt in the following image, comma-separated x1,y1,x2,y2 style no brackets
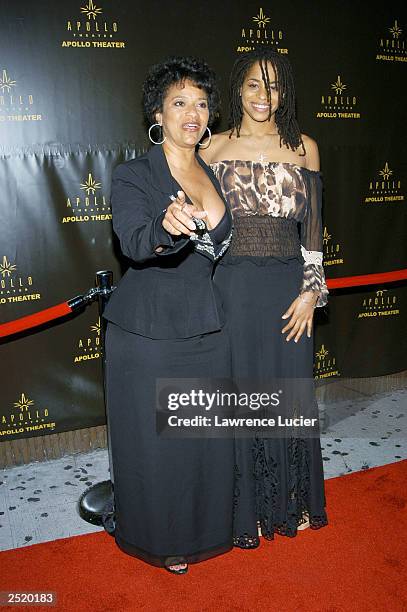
214,257,328,546
104,322,235,567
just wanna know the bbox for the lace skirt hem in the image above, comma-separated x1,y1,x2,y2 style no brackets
234,513,328,548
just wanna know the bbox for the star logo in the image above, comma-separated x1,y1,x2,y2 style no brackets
80,173,102,195
0,69,17,93
80,0,103,20
0,256,17,278
315,345,329,359
379,162,392,181
253,8,270,28
389,20,402,39
322,227,332,245
90,318,101,335
14,393,35,412
331,76,347,95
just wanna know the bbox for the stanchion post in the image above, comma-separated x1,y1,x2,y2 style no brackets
77,270,115,529
96,270,114,486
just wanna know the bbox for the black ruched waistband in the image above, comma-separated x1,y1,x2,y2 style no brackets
229,216,301,258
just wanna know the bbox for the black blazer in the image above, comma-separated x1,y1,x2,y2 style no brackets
103,144,232,339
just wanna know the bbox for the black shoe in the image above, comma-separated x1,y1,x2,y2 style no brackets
164,563,188,575
164,557,188,574
101,501,116,537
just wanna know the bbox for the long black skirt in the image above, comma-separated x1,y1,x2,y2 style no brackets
214,257,328,546
104,322,235,567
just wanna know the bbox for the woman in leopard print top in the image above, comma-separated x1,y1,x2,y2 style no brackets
201,48,328,549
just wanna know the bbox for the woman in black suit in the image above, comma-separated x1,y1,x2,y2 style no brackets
102,57,234,574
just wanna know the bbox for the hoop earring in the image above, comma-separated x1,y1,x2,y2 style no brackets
198,126,211,149
148,123,166,145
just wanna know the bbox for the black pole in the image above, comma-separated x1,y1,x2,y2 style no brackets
96,270,115,487
77,271,115,532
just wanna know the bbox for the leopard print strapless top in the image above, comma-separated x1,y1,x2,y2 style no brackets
210,160,309,219
210,160,328,307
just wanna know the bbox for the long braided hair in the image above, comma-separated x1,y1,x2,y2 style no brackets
229,49,305,155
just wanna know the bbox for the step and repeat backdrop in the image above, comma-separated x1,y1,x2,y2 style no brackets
1,0,406,440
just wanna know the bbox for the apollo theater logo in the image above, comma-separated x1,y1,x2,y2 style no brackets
316,75,360,120
0,393,55,438
376,19,406,63
0,69,42,123
364,162,404,205
323,227,344,267
0,256,41,305
237,7,288,54
357,289,400,319
74,317,102,363
62,172,112,224
62,0,126,49
314,344,340,380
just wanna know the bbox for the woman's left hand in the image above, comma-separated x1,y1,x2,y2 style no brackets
281,291,319,342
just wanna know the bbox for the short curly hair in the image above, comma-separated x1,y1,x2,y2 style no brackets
142,56,220,126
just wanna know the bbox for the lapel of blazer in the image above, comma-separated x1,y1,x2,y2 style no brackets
148,144,179,199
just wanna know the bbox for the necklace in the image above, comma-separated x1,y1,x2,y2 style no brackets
255,133,280,162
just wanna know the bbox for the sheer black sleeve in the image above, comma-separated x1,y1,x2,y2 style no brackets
299,171,328,307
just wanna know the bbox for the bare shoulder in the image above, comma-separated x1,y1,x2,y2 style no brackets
301,134,320,171
199,130,232,164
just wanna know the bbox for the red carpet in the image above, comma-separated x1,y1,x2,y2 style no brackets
1,460,406,612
